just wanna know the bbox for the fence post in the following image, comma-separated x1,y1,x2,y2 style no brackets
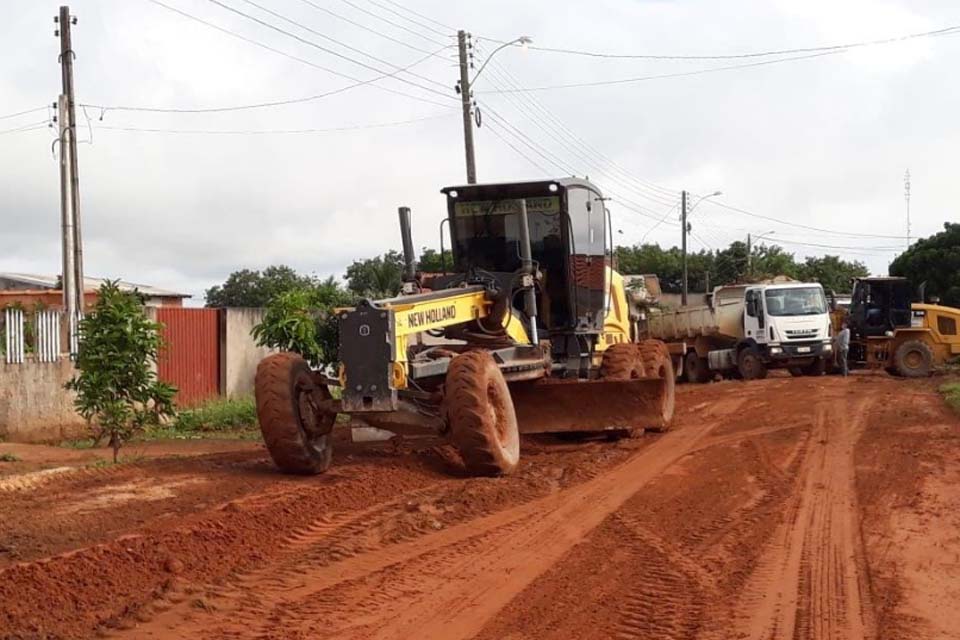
4,308,25,364
36,310,63,363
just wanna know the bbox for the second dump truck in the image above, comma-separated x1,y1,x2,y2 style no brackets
645,282,834,381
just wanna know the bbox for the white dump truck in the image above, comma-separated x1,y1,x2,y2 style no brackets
643,282,834,381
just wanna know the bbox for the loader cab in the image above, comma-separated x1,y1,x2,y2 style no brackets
441,179,611,334
848,277,912,338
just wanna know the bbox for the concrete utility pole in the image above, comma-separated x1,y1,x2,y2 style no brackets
681,190,688,305
746,232,752,278
56,5,84,317
457,30,477,184
58,94,77,324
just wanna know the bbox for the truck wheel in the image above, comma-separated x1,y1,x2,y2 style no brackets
803,357,827,376
445,351,520,476
639,340,676,431
738,347,768,380
684,351,711,384
894,340,934,378
255,353,335,475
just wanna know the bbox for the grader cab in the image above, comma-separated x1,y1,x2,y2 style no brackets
254,178,675,476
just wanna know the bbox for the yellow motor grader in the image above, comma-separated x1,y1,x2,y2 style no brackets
255,178,675,476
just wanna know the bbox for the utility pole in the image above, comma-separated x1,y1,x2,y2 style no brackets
457,30,477,184
57,94,77,327
746,233,752,278
56,5,84,318
681,190,688,305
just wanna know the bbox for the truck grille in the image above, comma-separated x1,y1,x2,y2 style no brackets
785,329,818,339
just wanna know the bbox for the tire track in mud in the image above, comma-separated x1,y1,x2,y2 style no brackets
709,394,878,640
112,397,751,640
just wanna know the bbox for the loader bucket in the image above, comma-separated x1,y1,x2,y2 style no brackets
508,375,675,435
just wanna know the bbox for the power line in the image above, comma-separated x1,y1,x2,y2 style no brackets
92,111,453,135
0,106,49,121
236,0,447,90
483,23,960,60
479,50,846,93
758,237,906,252
295,0,442,57
0,120,51,136
483,119,552,175
375,0,455,32
475,46,680,206
80,45,450,115
145,0,453,108
205,0,452,98
362,0,450,38
699,199,909,240
482,106,676,224
336,0,448,46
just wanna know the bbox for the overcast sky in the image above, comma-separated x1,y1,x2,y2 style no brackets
2,0,958,303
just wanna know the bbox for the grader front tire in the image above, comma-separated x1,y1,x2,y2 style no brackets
255,352,335,475
445,351,520,477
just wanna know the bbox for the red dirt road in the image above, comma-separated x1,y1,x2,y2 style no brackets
1,374,958,640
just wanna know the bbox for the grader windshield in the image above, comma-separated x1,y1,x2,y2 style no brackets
442,179,609,331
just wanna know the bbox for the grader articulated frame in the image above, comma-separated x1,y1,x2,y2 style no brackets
255,178,675,476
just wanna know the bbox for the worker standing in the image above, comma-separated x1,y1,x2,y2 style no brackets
836,322,851,377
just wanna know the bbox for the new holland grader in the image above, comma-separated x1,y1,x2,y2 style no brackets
254,178,675,476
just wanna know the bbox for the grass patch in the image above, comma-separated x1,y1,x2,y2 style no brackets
172,396,257,433
139,426,261,441
940,381,960,414
60,438,97,450
0,452,21,462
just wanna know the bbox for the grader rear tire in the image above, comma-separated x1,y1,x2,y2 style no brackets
445,351,520,477
639,340,676,431
255,352,334,475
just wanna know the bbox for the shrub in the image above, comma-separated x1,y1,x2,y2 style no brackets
66,281,177,462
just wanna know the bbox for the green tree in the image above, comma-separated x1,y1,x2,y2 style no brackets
797,255,870,293
345,250,404,299
890,222,960,306
417,248,453,273
205,265,315,307
65,282,177,462
251,283,353,367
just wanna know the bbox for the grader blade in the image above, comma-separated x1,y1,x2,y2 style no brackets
509,376,674,435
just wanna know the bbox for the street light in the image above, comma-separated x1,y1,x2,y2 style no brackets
689,190,723,214
681,190,722,305
471,36,533,86
457,33,532,184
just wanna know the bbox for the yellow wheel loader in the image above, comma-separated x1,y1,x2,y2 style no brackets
255,178,675,476
830,276,960,377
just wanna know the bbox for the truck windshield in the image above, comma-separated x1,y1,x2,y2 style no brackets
764,287,827,316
